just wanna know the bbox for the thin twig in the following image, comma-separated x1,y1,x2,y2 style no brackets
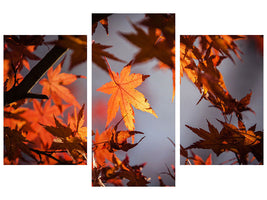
235,152,241,165
167,137,175,147
29,148,71,164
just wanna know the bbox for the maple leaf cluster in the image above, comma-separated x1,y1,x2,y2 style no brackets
92,14,175,186
92,120,149,186
180,35,263,165
4,35,87,165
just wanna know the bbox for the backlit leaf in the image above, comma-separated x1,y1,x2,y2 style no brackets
20,99,63,148
68,104,87,142
39,62,82,110
97,60,158,130
93,128,114,167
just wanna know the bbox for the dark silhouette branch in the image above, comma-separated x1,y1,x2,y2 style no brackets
4,45,68,106
29,148,73,164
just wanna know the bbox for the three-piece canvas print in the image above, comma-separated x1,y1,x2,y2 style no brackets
3,14,263,186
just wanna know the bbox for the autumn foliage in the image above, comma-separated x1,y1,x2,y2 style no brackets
4,35,87,165
92,14,175,186
180,35,263,165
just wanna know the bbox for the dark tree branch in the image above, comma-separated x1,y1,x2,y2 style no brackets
4,45,68,106
25,93,49,100
29,148,73,164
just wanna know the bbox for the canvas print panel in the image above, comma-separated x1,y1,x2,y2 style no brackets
92,14,175,186
180,35,263,165
4,35,87,165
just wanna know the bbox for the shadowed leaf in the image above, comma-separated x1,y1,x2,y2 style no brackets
52,35,87,70
92,42,125,73
42,116,73,138
120,23,174,69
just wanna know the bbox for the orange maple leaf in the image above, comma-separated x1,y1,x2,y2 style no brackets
39,62,82,110
4,106,29,131
192,152,212,165
97,59,158,130
21,99,65,148
93,128,114,167
68,105,87,142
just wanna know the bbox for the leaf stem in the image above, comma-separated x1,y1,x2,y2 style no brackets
104,56,119,86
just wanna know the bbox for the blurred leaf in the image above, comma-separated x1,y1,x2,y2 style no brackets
92,14,112,32
138,15,175,101
180,145,188,158
4,36,43,92
139,14,175,47
120,23,174,69
53,35,87,70
92,42,125,73
249,35,263,55
92,16,109,35
4,127,36,163
205,154,212,165
190,150,212,165
99,18,109,35
248,124,257,132
4,107,32,132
